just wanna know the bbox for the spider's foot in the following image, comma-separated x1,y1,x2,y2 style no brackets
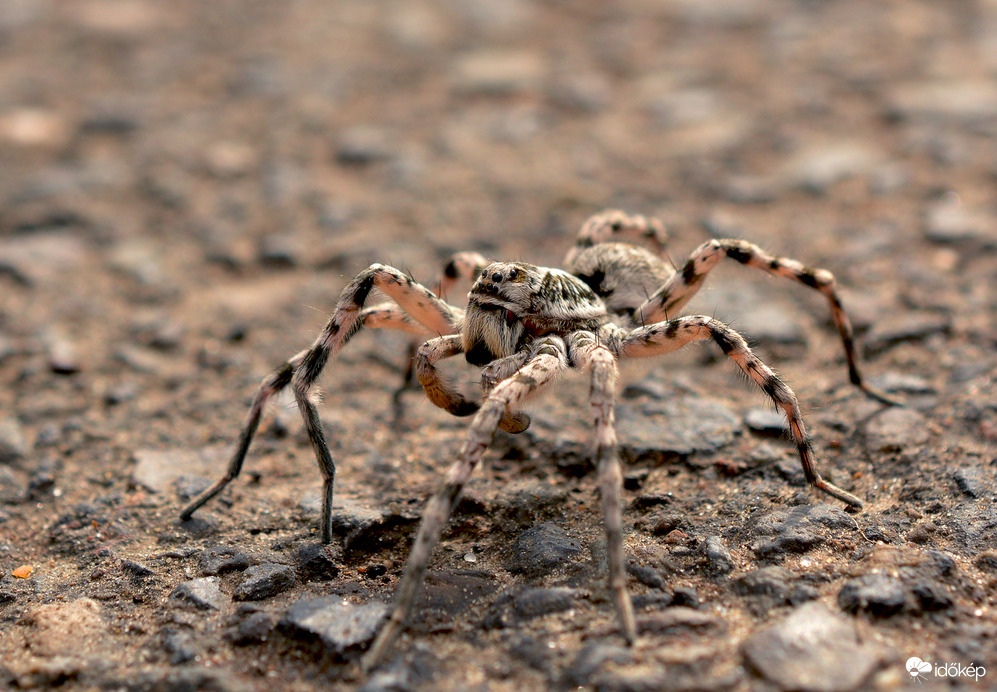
815,478,863,510
859,382,904,408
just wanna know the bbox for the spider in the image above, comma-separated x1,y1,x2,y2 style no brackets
178,210,897,668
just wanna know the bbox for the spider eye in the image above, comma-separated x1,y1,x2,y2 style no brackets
491,272,503,283
507,269,518,280
610,221,622,231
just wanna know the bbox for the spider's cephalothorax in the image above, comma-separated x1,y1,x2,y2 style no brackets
463,261,606,365
178,209,899,670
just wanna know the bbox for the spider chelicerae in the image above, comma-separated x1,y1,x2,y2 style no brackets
179,210,897,668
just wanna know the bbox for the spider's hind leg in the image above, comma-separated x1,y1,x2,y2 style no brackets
634,239,900,407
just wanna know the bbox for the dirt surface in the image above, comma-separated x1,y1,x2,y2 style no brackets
1,1,996,690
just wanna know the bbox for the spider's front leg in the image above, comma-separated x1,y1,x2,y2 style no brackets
180,264,462,543
390,252,487,419
415,335,531,433
633,238,900,407
568,330,637,644
620,316,863,508
363,336,570,670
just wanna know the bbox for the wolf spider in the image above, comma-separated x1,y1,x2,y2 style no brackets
179,210,897,668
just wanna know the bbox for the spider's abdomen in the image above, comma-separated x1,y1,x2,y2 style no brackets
567,243,673,316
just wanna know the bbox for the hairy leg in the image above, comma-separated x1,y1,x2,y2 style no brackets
414,336,531,433
634,239,898,406
619,316,863,508
363,337,570,670
568,331,636,644
565,209,668,266
179,350,305,523
437,251,489,300
180,265,463,542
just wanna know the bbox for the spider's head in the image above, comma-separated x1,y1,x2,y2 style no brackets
468,261,539,313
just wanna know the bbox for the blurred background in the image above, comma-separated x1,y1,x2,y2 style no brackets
1,1,995,689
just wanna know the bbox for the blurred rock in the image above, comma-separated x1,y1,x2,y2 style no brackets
0,417,29,464
617,395,741,462
279,597,389,657
506,522,583,577
169,577,228,611
233,563,296,601
451,50,545,95
742,602,881,692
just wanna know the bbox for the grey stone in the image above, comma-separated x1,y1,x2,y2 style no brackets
121,559,155,579
953,467,987,499
200,545,252,576
512,587,580,619
744,408,790,436
0,417,28,464
279,596,390,657
562,642,631,688
617,395,740,462
729,566,816,615
162,627,197,665
335,126,393,166
637,607,722,636
132,446,228,494
506,523,583,577
695,279,809,347
924,198,996,245
450,49,545,95
862,407,930,452
742,602,881,692
782,143,880,194
887,80,997,124
227,608,275,645
168,577,227,611
703,535,734,574
233,563,296,601
0,466,25,504
626,562,668,590
257,234,304,268
750,504,856,559
838,574,907,617
296,542,340,581
863,313,950,354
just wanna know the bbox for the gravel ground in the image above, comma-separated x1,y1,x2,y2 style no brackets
1,1,996,690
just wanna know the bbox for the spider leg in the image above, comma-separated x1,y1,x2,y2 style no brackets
358,302,463,422
416,335,531,434
437,251,488,300
391,252,486,419
633,239,900,407
363,336,570,670
618,316,863,509
179,350,306,524
565,209,668,266
480,351,531,395
180,265,463,543
568,331,636,644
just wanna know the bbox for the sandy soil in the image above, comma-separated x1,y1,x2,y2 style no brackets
1,1,995,690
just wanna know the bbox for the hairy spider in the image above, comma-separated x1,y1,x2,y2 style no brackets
179,210,897,668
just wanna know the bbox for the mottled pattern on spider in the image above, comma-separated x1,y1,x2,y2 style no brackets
179,209,897,669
